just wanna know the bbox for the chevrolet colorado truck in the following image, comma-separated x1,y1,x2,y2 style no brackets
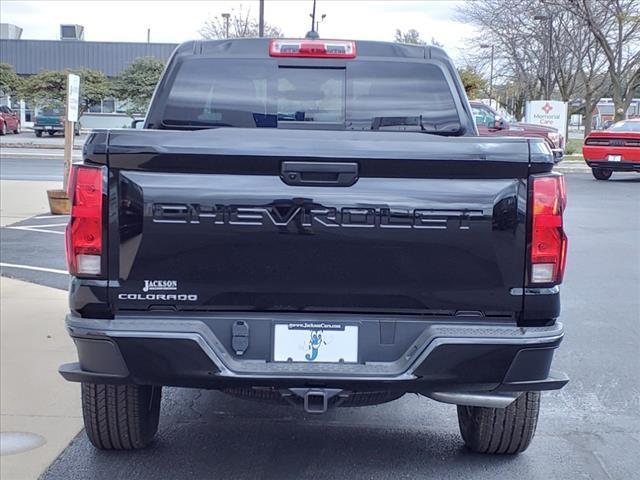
60,38,569,454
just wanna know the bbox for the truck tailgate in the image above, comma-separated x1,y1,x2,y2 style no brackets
101,128,539,318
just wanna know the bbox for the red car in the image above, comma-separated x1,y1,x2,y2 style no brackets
0,105,21,135
583,119,640,180
470,101,564,161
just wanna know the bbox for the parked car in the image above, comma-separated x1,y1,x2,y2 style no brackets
33,106,80,137
583,119,640,180
470,101,565,161
60,38,568,455
0,105,21,135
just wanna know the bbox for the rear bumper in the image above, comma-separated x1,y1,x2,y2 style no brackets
33,125,64,132
585,160,640,172
60,314,568,394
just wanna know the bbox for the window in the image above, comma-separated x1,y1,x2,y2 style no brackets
472,105,493,126
609,121,640,132
161,58,461,134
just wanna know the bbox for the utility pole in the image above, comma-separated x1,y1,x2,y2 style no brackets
259,0,264,37
310,0,317,32
147,28,150,43
222,13,230,39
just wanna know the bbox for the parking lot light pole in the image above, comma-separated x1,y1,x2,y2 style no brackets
259,0,264,37
480,44,494,105
222,13,230,39
534,14,553,99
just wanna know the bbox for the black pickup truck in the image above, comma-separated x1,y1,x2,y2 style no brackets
60,38,568,454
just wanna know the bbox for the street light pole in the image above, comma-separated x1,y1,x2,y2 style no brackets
222,13,230,39
258,0,264,37
480,44,494,105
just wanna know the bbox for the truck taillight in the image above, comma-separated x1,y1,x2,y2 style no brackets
529,174,567,284
65,164,104,276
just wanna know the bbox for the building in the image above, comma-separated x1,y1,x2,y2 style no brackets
0,23,178,127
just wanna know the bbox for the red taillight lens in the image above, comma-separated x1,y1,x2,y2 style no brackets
65,165,104,276
269,39,356,58
530,174,567,284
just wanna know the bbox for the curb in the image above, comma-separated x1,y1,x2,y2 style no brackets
0,142,81,150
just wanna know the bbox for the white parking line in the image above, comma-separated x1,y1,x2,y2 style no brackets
0,262,68,275
34,215,69,220
4,226,65,235
16,223,67,228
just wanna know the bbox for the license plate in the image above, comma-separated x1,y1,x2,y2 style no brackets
608,154,621,162
273,323,358,363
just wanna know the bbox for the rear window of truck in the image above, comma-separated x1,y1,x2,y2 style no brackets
161,59,461,135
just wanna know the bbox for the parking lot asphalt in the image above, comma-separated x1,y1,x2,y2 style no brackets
1,173,638,480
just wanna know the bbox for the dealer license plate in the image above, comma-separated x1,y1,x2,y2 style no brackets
608,155,621,162
273,322,358,363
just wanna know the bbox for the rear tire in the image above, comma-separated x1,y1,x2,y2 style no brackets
592,168,612,180
81,383,162,450
13,123,20,134
0,123,6,135
35,130,42,137
48,130,56,136
457,391,540,454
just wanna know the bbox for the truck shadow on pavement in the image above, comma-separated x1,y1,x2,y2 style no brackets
42,388,527,480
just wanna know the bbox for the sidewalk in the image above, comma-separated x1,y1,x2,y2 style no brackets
0,277,82,480
0,180,60,227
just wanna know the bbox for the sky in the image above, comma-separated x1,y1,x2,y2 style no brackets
0,0,476,62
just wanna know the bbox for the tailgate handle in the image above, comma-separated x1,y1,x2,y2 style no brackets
281,162,358,187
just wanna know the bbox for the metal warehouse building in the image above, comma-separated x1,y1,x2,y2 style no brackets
1,39,177,77
0,23,178,127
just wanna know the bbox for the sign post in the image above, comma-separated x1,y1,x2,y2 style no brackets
63,73,80,191
525,100,568,141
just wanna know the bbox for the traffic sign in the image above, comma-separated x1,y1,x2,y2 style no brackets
67,74,80,122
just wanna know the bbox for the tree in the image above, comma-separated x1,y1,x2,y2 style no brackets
393,29,442,46
458,67,486,98
550,0,640,121
200,6,282,39
0,63,23,97
20,69,111,113
112,57,165,113
394,28,426,45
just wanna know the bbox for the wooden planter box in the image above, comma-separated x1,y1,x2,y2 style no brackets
47,189,71,215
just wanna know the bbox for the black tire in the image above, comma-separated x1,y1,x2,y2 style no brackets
13,123,20,134
81,383,162,450
0,123,6,135
35,130,42,137
592,168,612,180
457,391,540,454
48,130,56,136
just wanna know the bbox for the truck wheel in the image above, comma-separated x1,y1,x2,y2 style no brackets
35,130,42,137
48,130,56,136
13,123,20,134
592,168,612,180
457,391,540,454
81,383,162,450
